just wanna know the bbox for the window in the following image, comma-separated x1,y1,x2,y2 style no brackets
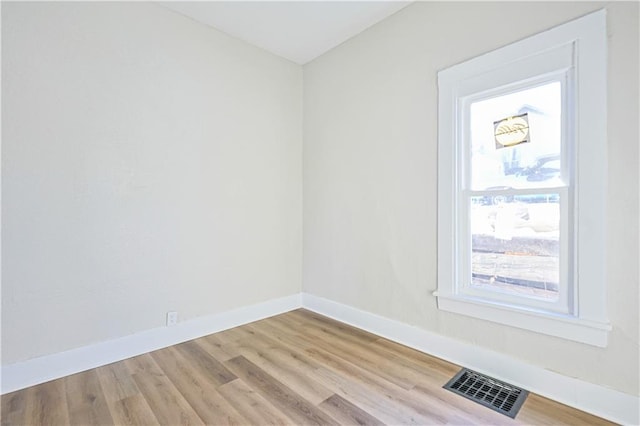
436,10,610,347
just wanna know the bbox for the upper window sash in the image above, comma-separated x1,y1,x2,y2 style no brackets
459,71,573,191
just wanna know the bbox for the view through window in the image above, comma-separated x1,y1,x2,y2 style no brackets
468,82,562,301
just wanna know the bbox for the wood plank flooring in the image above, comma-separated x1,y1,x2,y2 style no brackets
1,309,615,425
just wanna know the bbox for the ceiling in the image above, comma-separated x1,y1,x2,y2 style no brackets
159,1,411,64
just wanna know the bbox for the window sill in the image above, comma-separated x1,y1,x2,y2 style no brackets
433,291,611,347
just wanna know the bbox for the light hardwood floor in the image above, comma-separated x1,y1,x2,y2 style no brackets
1,309,615,425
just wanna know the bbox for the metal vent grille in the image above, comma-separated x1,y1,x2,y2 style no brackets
443,368,528,418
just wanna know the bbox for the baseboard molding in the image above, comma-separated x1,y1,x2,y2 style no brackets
1,293,301,395
301,293,639,425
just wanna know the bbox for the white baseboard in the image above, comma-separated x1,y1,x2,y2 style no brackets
0,294,301,395
301,293,639,426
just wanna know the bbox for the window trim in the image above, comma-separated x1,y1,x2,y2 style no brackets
436,10,610,347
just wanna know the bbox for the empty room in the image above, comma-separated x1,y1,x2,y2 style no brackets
1,1,638,425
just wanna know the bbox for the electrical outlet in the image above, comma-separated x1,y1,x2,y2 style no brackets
166,311,178,327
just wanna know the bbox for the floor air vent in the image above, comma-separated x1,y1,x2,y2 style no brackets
443,368,528,418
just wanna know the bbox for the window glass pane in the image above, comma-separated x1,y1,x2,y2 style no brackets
470,194,560,300
469,82,562,190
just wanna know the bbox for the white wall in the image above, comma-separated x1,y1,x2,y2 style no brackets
1,2,302,364
303,1,639,397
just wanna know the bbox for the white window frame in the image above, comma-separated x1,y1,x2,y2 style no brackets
436,10,610,347
459,76,572,316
